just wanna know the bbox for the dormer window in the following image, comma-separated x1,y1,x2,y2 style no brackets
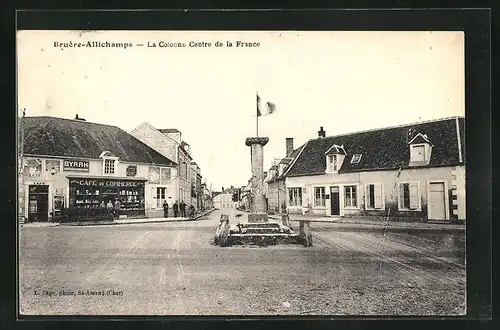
278,164,285,176
325,144,346,173
100,151,119,175
328,155,338,171
104,159,116,174
411,145,425,162
408,133,433,166
351,154,362,164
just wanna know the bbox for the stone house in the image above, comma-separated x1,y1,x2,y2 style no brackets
130,123,198,208
283,117,465,221
265,138,303,214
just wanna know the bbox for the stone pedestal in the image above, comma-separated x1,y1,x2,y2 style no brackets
248,212,269,223
245,137,269,223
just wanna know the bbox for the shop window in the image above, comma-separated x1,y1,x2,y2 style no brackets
314,187,325,207
69,179,146,215
344,185,357,208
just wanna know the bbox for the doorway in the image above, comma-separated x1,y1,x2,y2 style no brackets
156,187,166,208
429,182,446,220
330,186,340,216
28,185,49,222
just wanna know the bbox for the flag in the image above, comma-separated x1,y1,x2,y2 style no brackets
256,92,276,117
257,93,261,116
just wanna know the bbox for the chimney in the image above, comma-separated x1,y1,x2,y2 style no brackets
318,126,326,138
222,187,224,192
286,138,294,157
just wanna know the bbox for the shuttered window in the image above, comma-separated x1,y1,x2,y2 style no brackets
399,182,419,210
366,184,383,209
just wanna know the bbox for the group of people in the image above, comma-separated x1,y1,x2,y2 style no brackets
100,198,121,219
162,200,195,219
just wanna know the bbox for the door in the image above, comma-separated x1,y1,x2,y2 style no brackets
429,182,446,220
156,187,166,208
330,186,340,216
28,185,49,222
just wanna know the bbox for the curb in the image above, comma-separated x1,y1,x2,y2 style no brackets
269,216,465,233
22,209,216,227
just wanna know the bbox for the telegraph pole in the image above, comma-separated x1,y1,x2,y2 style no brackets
276,174,280,214
19,108,26,222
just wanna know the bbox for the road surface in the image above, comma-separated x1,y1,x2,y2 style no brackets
19,208,465,316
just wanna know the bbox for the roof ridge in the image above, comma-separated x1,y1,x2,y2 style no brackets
282,140,309,177
25,115,121,129
313,116,464,141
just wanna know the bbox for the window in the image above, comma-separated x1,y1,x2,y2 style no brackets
328,154,337,171
344,185,357,207
366,184,383,209
410,145,426,162
351,154,362,164
399,182,419,210
179,162,188,178
104,159,115,174
288,188,302,206
314,187,326,207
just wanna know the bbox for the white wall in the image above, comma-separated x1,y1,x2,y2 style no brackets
285,166,464,220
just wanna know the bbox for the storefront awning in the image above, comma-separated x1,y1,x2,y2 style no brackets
66,174,148,181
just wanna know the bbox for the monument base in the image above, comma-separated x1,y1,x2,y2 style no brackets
248,212,269,223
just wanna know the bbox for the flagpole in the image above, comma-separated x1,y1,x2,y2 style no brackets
256,114,259,137
256,91,259,137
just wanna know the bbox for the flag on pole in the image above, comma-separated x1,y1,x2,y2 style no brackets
257,92,276,117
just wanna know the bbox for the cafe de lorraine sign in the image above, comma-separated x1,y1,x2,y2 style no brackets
63,159,89,172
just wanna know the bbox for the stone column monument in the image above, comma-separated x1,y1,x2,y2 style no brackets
245,137,269,223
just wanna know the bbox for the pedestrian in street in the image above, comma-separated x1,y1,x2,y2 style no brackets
106,200,113,217
180,201,186,217
189,204,195,219
113,198,121,219
173,201,179,217
162,200,169,218
100,201,106,208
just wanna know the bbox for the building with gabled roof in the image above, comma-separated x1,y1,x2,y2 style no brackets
283,117,465,221
18,116,177,222
130,122,198,209
264,138,304,214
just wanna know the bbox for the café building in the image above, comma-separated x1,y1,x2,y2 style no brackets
18,116,177,222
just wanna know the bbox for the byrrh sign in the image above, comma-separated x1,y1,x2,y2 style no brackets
63,159,90,172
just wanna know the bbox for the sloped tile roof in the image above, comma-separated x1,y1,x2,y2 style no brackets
21,116,177,166
267,146,304,182
286,117,465,177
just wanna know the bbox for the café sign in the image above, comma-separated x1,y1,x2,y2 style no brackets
69,179,145,187
63,159,89,172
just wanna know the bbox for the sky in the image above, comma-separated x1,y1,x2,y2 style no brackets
17,30,464,191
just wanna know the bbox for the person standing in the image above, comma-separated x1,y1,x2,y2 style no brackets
113,198,121,219
180,201,186,217
173,201,179,217
162,200,169,218
106,200,113,214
